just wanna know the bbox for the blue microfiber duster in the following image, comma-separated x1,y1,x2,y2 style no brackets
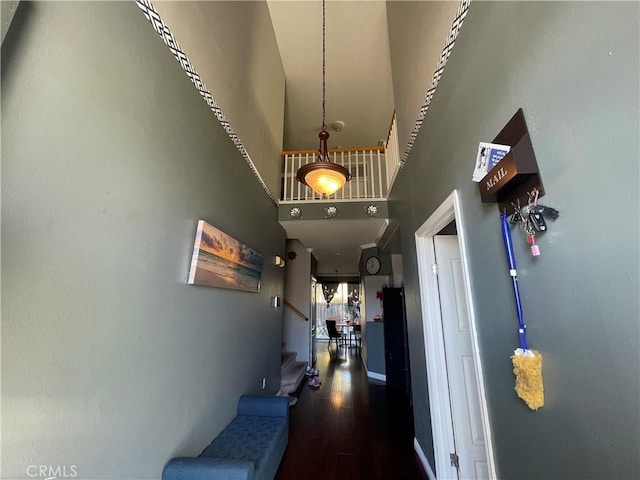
501,212,544,410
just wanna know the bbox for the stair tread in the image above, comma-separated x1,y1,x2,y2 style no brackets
282,359,306,375
281,351,297,370
280,361,307,394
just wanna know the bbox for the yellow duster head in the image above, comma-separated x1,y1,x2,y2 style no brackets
511,349,544,410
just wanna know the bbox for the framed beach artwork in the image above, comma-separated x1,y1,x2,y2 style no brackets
188,220,263,292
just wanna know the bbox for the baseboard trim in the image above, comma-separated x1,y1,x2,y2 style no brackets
361,356,386,382
414,438,436,480
367,371,386,382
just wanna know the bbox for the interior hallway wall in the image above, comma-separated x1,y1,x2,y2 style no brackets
283,239,312,363
1,2,285,478
388,2,639,478
386,0,460,156
153,1,285,198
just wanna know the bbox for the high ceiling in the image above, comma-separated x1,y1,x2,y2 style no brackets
267,1,395,151
267,0,397,276
267,1,459,275
153,1,462,276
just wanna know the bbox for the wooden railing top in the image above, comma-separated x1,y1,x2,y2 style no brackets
385,110,396,147
282,145,385,156
284,299,308,321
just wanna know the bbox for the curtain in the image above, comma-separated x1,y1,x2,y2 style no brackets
321,282,338,307
347,282,360,321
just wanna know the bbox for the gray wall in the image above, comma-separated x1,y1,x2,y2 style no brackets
154,1,286,198
1,2,285,479
386,0,460,155
283,239,312,362
1,0,20,43
364,322,386,376
389,2,639,479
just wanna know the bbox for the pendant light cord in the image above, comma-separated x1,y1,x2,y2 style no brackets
322,0,326,130
296,0,349,195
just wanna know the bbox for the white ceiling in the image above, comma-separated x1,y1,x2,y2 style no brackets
267,1,396,276
280,218,388,274
267,1,395,151
268,1,404,276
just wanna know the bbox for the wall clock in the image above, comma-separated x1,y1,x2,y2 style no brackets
365,256,381,275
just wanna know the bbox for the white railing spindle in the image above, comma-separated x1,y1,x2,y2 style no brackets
347,151,353,199
340,151,345,201
356,151,360,198
387,114,400,192
377,149,383,198
289,154,294,201
363,150,368,198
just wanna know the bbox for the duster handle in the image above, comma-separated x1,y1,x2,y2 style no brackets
501,213,529,350
501,213,517,271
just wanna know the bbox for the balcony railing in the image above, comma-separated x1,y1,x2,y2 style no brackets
281,114,401,203
282,147,386,202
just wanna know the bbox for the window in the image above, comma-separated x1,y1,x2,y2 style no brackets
315,282,360,339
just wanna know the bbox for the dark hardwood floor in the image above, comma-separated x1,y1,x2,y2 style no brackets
276,343,428,480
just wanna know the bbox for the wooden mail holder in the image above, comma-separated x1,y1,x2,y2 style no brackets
479,109,544,213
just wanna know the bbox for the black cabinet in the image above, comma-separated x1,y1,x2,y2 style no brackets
382,287,411,400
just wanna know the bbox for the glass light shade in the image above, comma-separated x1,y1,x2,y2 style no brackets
297,162,351,196
305,169,346,195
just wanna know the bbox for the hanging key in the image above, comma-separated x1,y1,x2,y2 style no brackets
532,204,560,220
510,208,522,225
525,223,540,255
510,201,523,225
529,210,547,232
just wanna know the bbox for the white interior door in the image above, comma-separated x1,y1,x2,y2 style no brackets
434,235,489,480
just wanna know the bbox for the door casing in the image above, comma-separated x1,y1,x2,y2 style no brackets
414,190,496,479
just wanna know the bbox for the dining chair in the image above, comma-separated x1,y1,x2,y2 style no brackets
326,320,346,352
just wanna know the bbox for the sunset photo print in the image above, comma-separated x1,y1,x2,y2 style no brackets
188,220,263,292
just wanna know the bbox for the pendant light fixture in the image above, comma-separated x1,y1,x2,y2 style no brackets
296,0,351,197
